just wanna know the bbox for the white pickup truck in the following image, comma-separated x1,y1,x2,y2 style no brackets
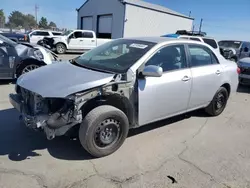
38,30,112,54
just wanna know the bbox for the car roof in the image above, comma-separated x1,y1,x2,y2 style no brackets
178,35,216,40
122,36,183,44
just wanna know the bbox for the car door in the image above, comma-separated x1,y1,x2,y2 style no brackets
0,41,16,78
68,31,83,50
82,31,96,50
187,44,223,110
138,44,192,126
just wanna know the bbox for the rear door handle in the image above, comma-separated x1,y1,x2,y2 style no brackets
182,75,191,81
79,40,83,41
215,70,221,75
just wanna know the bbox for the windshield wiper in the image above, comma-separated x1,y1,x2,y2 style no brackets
70,58,114,74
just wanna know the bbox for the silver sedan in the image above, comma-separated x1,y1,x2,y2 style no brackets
9,37,239,157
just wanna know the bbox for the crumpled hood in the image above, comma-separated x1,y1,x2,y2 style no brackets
220,47,238,55
17,61,115,98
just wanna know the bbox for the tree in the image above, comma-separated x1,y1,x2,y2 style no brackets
48,21,57,29
38,17,48,29
0,9,5,28
23,14,37,29
6,11,24,28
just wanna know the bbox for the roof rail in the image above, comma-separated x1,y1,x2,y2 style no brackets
175,30,207,37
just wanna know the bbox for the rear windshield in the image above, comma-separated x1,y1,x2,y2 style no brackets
218,40,242,49
203,38,218,49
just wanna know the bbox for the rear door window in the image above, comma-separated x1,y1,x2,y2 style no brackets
52,32,62,36
82,32,94,38
35,31,50,36
188,44,219,67
203,38,218,49
190,37,202,42
179,37,189,40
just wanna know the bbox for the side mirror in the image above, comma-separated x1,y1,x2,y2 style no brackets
142,65,163,77
244,47,249,52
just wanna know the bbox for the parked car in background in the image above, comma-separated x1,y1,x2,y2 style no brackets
0,33,58,79
27,30,62,44
162,30,221,54
37,29,112,54
237,57,250,85
9,37,239,157
1,32,30,43
218,40,250,62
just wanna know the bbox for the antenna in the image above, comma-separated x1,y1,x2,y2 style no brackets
199,18,203,34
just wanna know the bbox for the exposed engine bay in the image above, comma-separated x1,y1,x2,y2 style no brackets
12,74,135,140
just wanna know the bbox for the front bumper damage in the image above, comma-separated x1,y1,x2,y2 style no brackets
9,92,82,140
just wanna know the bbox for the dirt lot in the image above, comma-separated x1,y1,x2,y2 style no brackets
1,55,250,187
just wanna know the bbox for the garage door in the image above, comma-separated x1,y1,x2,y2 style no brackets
98,15,113,33
81,16,93,30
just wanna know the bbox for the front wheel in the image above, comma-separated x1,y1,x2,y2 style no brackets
56,43,66,54
16,62,40,78
79,105,129,158
205,87,229,116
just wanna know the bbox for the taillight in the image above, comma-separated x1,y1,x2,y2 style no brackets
237,67,241,74
24,34,27,41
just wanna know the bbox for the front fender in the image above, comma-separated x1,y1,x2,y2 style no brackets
33,46,53,65
54,38,68,49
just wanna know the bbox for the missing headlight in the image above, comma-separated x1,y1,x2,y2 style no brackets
34,49,44,60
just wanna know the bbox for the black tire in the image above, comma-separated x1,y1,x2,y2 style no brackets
56,43,66,54
16,61,41,78
79,105,129,158
205,87,229,116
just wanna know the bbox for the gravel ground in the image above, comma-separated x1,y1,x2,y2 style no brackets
1,60,250,187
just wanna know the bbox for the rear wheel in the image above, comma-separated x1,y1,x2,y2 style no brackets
79,105,129,158
56,43,66,54
205,87,229,116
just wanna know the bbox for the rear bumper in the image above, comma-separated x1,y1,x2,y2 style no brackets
239,74,250,85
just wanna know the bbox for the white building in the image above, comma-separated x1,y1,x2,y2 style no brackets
77,0,194,39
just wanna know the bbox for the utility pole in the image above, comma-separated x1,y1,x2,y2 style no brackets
199,18,203,34
35,4,39,27
192,24,195,33
189,11,191,17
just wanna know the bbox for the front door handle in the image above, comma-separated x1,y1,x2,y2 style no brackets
182,75,191,81
79,40,83,41
215,70,221,75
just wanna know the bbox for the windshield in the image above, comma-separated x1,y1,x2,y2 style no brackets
218,40,242,49
62,30,73,36
0,34,17,46
73,39,156,73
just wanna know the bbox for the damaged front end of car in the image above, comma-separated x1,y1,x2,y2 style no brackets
9,73,136,140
